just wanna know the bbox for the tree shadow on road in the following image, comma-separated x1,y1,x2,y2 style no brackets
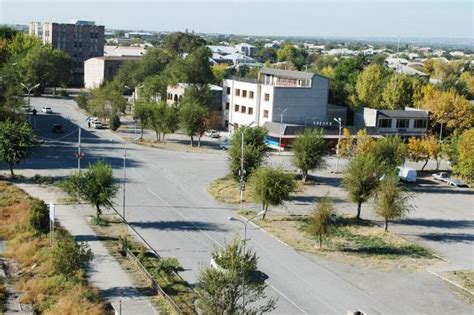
399,218,474,229
130,220,228,232
417,232,474,244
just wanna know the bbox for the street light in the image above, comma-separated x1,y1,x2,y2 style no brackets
227,210,266,313
333,117,342,173
278,107,288,155
21,83,40,112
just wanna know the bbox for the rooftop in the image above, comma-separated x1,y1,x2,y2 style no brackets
259,68,315,81
378,109,428,119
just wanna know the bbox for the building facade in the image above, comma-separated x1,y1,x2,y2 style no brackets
222,68,330,131
29,20,105,86
84,56,142,89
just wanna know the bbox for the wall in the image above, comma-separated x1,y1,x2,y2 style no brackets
84,58,105,89
354,107,377,127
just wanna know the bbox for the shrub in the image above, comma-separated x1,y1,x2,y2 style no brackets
28,198,50,234
51,232,93,278
109,114,121,131
75,91,89,110
59,89,69,97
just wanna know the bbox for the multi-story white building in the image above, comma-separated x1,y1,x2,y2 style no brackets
222,68,329,131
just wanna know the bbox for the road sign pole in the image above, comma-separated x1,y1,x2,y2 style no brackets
77,127,82,172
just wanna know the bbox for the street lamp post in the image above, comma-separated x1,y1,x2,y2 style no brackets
227,210,266,313
333,117,342,173
21,83,40,112
122,144,127,220
278,107,288,155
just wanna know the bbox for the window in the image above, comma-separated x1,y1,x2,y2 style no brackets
242,90,247,98
225,102,229,110
414,119,427,129
249,91,254,99
378,119,392,128
248,107,253,115
264,93,270,101
235,89,240,96
396,119,409,128
241,106,246,113
263,110,269,118
235,104,239,112
226,87,231,95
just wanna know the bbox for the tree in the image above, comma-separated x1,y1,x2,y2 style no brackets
356,64,390,108
330,56,364,106
133,101,153,140
0,119,34,176
161,104,180,141
291,129,326,182
311,195,334,249
68,161,119,219
212,63,229,84
276,44,307,70
382,74,415,109
408,136,441,171
228,126,268,180
453,128,474,182
374,175,412,231
28,198,50,235
162,31,206,55
354,128,375,156
168,46,215,90
371,136,407,173
256,47,277,63
148,102,166,141
88,84,127,120
338,127,354,157
196,239,276,314
250,167,296,219
342,154,381,219
51,232,93,278
179,102,208,146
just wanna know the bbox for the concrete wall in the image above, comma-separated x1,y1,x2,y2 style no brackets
84,58,105,89
271,75,329,124
354,107,377,127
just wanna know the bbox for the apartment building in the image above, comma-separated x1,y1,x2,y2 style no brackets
222,68,329,131
29,20,105,86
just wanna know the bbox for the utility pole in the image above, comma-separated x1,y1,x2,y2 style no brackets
77,127,82,171
334,117,342,173
278,108,288,155
21,83,40,121
122,145,127,221
239,131,245,212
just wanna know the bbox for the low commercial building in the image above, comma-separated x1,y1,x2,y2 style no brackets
222,68,330,133
354,107,429,138
84,56,142,89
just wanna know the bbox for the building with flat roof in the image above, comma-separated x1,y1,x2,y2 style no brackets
29,20,105,86
222,68,330,140
84,56,142,89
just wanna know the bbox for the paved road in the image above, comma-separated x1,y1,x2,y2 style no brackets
7,96,472,314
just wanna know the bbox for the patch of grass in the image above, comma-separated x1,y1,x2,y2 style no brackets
453,270,474,292
90,216,109,227
208,175,255,204
0,181,105,314
243,211,435,270
29,174,56,185
442,270,474,304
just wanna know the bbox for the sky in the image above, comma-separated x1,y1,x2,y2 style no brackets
1,0,473,39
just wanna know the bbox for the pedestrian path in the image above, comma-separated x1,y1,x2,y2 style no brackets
15,183,159,315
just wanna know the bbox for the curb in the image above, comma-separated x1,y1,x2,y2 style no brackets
427,270,474,296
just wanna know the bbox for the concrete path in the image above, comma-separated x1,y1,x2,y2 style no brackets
14,183,158,315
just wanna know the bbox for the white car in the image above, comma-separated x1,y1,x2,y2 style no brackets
91,120,102,129
41,106,52,113
432,172,450,182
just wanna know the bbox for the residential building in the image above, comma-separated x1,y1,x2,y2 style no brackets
222,68,330,138
235,43,257,57
354,107,429,137
84,56,143,89
29,20,105,86
208,45,257,65
166,83,223,113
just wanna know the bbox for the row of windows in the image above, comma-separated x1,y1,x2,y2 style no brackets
225,87,270,102
378,118,427,129
234,104,254,115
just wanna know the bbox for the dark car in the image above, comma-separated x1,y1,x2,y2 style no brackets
52,124,64,134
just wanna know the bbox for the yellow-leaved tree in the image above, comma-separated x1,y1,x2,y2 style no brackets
355,129,375,156
407,136,441,171
338,127,354,157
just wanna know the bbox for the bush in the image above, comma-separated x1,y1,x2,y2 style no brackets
59,89,69,97
28,198,50,234
51,232,93,278
75,91,89,110
30,174,55,185
109,114,121,131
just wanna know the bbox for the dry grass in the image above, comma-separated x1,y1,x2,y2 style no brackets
244,212,436,271
0,181,105,314
207,175,255,204
128,137,216,154
441,270,474,304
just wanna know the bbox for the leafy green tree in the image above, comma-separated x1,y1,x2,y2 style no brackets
276,44,307,70
211,63,229,84
374,175,412,231
88,84,127,120
371,136,407,173
356,64,391,108
75,91,90,110
291,129,326,182
342,154,381,219
51,232,93,278
140,74,167,101
453,128,474,182
67,161,119,219
256,47,277,63
179,102,208,146
6,33,42,62
162,32,206,55
330,56,364,106
312,195,334,249
148,102,166,141
228,126,268,180
133,101,153,140
161,104,180,141
167,47,215,90
0,119,34,176
196,239,276,314
250,167,296,219
382,74,414,109
28,198,50,235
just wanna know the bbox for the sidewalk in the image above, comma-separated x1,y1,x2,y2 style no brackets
14,183,159,315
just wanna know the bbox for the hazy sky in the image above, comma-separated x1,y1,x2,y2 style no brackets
1,0,473,39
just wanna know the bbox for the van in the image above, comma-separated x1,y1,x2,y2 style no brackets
397,167,417,183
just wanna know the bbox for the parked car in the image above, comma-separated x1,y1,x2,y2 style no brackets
41,106,52,113
219,139,231,150
205,130,220,138
397,167,417,183
432,172,450,182
91,120,102,129
52,124,63,133
446,178,468,188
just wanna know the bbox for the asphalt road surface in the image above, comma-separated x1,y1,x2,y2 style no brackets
6,96,472,314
